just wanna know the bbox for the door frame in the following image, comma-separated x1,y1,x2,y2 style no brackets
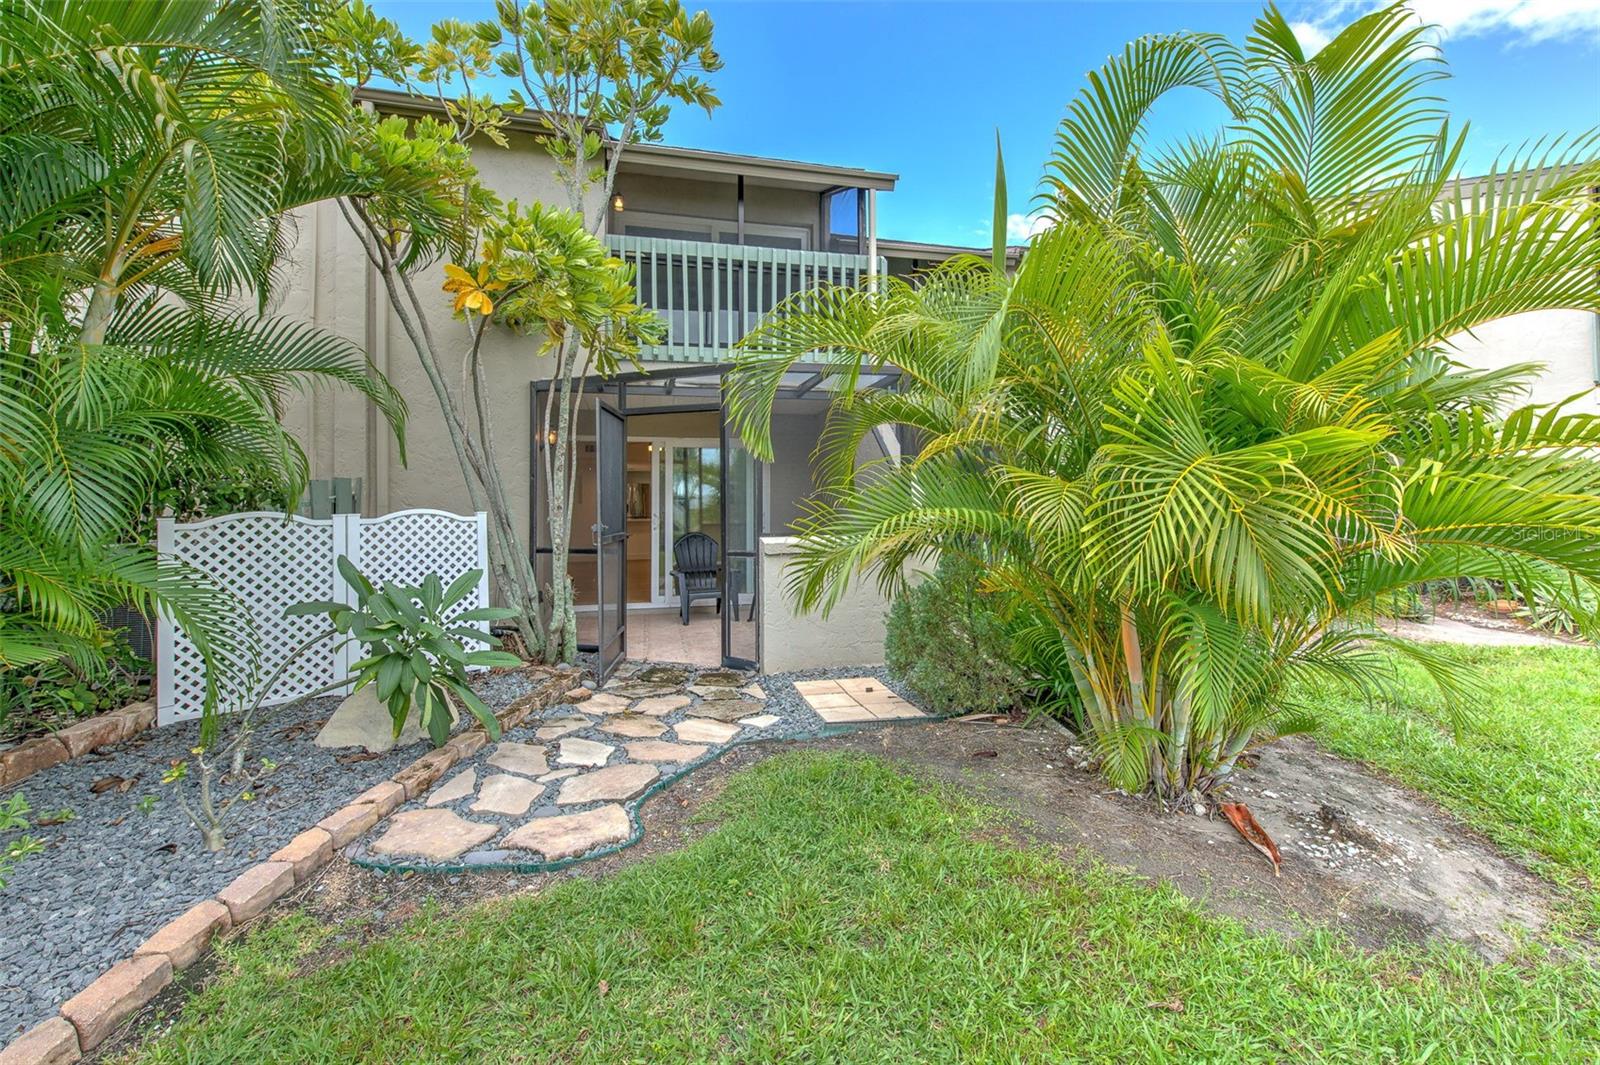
530,370,769,668
593,396,628,680
719,386,761,671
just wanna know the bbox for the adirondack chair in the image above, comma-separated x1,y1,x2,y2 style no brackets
672,532,723,625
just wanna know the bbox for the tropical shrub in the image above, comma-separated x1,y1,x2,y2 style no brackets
0,627,145,743
289,559,521,745
0,1,406,702
884,555,1031,715
730,5,1600,801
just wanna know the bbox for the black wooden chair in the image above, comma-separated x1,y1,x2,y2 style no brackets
672,532,723,625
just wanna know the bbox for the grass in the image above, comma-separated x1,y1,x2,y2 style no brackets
126,749,1598,1063
1295,644,1600,927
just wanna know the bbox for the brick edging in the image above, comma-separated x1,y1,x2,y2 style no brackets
0,666,579,1063
0,700,157,793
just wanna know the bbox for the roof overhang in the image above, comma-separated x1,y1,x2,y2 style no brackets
352,87,897,193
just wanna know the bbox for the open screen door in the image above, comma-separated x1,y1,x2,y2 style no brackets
593,396,628,680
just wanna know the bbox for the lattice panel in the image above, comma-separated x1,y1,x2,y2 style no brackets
160,513,338,723
157,509,488,725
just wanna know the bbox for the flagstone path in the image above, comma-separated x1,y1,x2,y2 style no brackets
348,663,929,871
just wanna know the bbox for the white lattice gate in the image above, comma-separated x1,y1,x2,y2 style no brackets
155,509,490,726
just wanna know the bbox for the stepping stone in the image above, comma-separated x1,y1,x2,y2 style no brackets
583,692,633,715
740,683,767,699
739,713,781,728
607,683,680,698
692,700,758,722
673,717,740,744
599,714,666,739
633,694,691,717
471,774,543,816
793,679,844,696
634,665,691,685
502,804,632,860
814,704,877,724
864,697,926,720
426,768,477,806
486,741,548,777
556,763,660,805
538,767,579,783
689,684,744,700
369,809,496,861
556,736,614,767
536,716,591,741
625,740,708,764
694,669,747,687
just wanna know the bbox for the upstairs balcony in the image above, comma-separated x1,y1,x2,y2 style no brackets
606,234,882,364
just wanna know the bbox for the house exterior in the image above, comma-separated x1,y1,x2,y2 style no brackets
273,90,1598,674
274,89,929,673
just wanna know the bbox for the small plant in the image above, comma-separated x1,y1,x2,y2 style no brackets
289,559,521,745
164,559,518,852
0,793,44,889
0,627,146,744
885,554,1031,716
135,794,158,816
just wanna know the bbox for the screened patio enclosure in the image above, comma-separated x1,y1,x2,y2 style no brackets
530,363,900,678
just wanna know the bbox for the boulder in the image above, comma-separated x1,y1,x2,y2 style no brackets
314,685,448,754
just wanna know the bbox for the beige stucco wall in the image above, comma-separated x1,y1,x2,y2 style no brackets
274,128,590,551
758,536,896,672
1445,310,1599,414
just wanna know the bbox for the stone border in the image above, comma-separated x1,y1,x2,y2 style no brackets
0,667,578,1064
0,700,156,792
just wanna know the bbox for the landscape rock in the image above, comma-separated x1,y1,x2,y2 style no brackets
535,716,592,741
502,805,632,860
316,802,382,848
59,955,171,1051
314,686,433,753
485,741,548,777
738,713,781,728
599,714,666,739
215,862,295,925
0,1017,80,1064
672,718,740,744
581,692,632,714
269,828,334,885
556,763,659,805
632,694,690,717
134,900,231,970
426,769,477,806
351,780,406,817
555,737,614,767
368,809,496,862
624,740,708,764
471,774,543,816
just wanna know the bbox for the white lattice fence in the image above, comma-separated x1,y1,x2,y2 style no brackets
156,509,490,725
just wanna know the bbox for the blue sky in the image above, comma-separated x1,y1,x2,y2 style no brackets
373,1,1600,246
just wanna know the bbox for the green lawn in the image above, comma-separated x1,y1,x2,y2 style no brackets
128,748,1597,1063
1296,643,1600,929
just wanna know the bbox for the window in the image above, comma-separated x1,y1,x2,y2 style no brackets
824,188,861,253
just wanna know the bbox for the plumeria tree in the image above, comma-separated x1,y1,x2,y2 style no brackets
324,0,717,662
728,4,1600,801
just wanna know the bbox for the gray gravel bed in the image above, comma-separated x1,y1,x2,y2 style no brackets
350,662,925,874
0,671,543,1042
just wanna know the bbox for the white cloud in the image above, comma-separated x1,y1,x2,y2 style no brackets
1297,0,1600,46
1005,213,1052,241
1290,20,1334,54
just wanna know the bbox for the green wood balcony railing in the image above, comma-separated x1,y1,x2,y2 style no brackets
605,234,880,364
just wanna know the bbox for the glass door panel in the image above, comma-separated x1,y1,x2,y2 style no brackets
720,406,761,668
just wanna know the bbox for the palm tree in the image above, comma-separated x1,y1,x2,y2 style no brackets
0,1,407,691
728,4,1600,801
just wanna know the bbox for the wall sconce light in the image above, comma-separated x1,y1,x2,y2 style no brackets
545,429,557,446
611,193,625,212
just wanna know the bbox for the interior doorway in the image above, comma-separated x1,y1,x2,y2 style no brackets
532,374,761,673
